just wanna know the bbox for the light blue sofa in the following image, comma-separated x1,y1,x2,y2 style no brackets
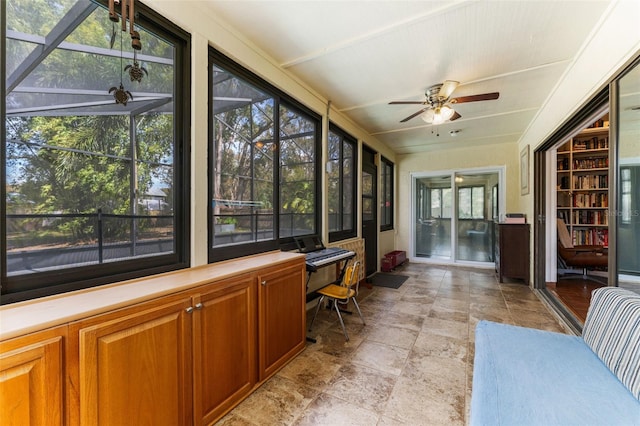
471,287,640,426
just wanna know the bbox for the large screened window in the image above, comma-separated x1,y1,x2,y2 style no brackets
2,0,191,303
328,124,356,242
209,49,320,262
380,156,394,231
430,188,452,219
458,186,485,219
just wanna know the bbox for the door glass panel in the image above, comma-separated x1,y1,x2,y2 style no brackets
415,175,451,259
616,61,640,292
456,172,498,262
362,171,374,222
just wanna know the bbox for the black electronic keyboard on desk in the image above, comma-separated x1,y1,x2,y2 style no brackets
293,235,356,343
304,247,355,272
293,234,355,281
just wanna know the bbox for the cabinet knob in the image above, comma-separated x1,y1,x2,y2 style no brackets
185,306,194,313
261,280,267,286
195,302,203,310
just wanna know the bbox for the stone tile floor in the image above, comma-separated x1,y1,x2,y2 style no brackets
217,263,567,425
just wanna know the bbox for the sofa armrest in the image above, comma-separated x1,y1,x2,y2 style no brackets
582,287,640,400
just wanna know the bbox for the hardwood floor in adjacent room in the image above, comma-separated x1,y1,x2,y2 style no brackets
550,278,606,323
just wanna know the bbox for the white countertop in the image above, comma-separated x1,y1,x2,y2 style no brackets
1,251,304,341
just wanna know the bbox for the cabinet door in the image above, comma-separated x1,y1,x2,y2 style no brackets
193,275,256,425
72,296,193,426
0,327,65,426
257,261,306,380
499,224,530,284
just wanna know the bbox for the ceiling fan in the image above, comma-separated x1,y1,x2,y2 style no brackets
389,80,499,124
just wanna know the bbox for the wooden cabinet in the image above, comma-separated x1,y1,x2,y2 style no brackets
70,295,194,426
70,279,258,426
257,263,306,381
1,252,305,426
496,223,530,285
0,327,66,426
194,274,256,424
557,122,609,246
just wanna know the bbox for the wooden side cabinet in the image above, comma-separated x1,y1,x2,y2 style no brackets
1,252,306,426
0,327,66,426
69,295,194,426
496,223,530,285
257,262,306,381
194,274,256,425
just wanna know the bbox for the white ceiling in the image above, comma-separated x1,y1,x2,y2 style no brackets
203,1,614,154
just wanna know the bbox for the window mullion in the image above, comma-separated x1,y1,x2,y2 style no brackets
274,100,281,239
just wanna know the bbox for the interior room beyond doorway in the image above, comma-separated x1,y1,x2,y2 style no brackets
413,169,503,265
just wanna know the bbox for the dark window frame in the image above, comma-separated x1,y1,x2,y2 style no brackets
328,123,357,242
1,0,192,304
380,156,394,231
208,48,321,262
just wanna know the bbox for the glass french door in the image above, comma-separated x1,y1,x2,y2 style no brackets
614,59,640,292
415,175,452,259
455,172,499,262
414,170,500,263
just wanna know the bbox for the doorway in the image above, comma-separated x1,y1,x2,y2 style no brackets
361,146,377,278
412,168,503,264
545,110,610,322
535,55,640,330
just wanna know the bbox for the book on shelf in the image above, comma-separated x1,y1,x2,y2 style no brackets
572,136,609,151
572,174,608,190
572,210,608,225
558,210,570,223
587,118,608,129
503,213,526,224
573,192,608,208
573,228,608,247
504,218,525,224
573,157,608,169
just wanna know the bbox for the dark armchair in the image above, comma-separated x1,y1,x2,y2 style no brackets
557,219,608,282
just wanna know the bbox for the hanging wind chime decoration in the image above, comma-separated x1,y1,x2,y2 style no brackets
107,0,147,106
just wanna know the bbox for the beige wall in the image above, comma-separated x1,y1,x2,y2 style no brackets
516,1,640,284
396,143,519,257
143,0,396,270
144,0,639,281
378,230,396,266
516,1,640,221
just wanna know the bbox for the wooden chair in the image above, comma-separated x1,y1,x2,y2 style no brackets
308,260,365,341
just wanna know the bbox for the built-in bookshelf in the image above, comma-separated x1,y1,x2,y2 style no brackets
557,118,609,246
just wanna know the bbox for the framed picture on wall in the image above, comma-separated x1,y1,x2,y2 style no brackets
520,145,530,195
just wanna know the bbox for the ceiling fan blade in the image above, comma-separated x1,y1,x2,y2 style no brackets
440,80,459,99
450,111,462,121
400,108,428,123
389,101,426,105
450,92,499,104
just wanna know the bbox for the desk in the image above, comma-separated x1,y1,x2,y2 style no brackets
304,249,355,343
304,249,355,302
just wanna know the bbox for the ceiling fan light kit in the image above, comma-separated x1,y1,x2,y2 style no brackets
390,80,499,124
421,105,454,124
